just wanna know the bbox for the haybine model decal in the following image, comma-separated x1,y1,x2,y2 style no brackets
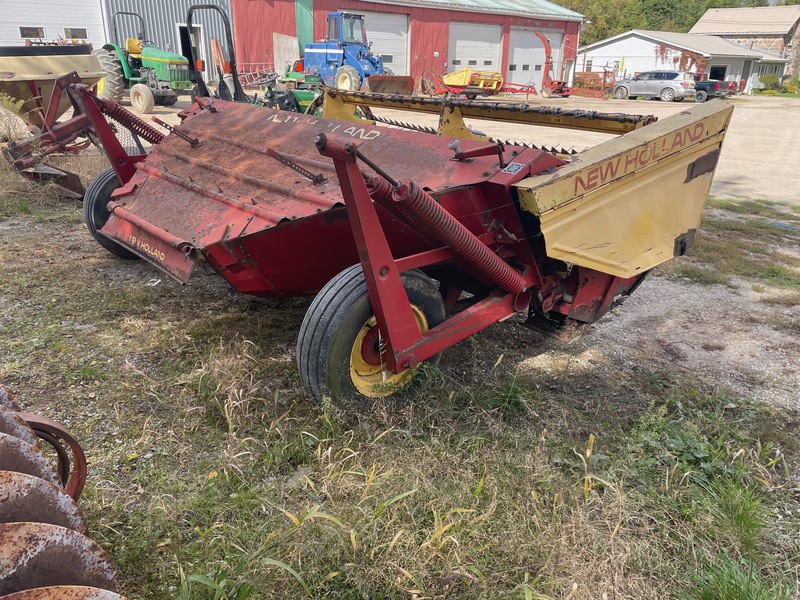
573,122,705,195
265,112,381,140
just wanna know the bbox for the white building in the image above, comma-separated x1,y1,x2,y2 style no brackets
577,29,788,93
0,0,106,47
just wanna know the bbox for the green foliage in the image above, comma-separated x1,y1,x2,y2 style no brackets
758,73,780,90
688,554,792,600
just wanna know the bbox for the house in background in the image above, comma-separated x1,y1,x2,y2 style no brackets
0,0,105,47
577,29,788,93
229,0,584,91
690,4,800,79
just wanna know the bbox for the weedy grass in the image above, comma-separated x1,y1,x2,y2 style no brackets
0,165,798,598
666,199,800,292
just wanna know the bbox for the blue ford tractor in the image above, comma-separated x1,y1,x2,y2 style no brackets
303,12,391,91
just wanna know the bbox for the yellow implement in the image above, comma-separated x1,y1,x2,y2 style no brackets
439,68,504,97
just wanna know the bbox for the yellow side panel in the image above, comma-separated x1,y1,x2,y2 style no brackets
515,101,734,279
538,135,722,278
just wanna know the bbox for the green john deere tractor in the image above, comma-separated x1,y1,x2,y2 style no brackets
95,11,192,113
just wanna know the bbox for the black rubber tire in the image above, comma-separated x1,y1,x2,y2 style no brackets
334,65,362,91
695,90,708,102
465,93,478,100
94,48,125,103
660,87,676,102
297,265,446,402
613,86,628,99
83,167,139,260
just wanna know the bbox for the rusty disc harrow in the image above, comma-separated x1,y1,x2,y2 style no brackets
0,386,124,599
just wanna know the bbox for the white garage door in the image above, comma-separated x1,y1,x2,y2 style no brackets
506,29,563,88
448,22,502,72
355,11,409,76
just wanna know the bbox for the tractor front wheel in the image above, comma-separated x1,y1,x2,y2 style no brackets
83,167,139,260
334,65,362,91
129,84,155,113
94,49,125,103
297,265,446,402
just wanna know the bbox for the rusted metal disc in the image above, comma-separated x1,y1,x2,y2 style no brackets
0,471,87,533
19,413,88,500
0,586,124,599
0,406,39,448
0,433,60,487
0,522,119,595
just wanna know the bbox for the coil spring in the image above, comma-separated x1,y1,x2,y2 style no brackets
97,98,165,145
393,180,527,295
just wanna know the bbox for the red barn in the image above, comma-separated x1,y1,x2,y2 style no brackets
231,0,584,90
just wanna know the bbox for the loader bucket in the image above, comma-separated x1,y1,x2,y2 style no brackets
366,75,415,95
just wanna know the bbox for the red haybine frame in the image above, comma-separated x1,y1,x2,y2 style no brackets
5,74,733,401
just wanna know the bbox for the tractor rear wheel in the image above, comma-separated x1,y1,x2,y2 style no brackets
129,84,155,113
297,265,446,402
94,49,125,103
334,65,362,91
83,167,139,260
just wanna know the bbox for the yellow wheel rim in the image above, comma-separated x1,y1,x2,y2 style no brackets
97,77,105,95
349,305,428,398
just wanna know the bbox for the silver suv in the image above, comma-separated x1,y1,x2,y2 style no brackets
612,70,696,102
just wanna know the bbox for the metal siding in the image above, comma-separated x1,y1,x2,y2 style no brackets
231,0,297,72
103,0,232,80
0,0,105,47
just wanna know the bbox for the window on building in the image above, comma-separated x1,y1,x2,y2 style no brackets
757,63,781,76
64,28,88,39
522,64,530,71
484,60,492,66
468,60,477,66
19,26,45,38
709,65,727,80
534,65,542,71
585,59,593,72
381,54,394,64
452,59,461,66
509,64,517,71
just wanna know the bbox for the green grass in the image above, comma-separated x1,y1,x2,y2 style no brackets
0,172,798,598
668,199,800,291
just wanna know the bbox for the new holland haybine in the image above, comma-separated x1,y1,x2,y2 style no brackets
5,74,733,402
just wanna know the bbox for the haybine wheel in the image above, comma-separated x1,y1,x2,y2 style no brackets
335,65,362,91
94,49,125,103
297,265,446,402
84,167,139,260
541,86,553,98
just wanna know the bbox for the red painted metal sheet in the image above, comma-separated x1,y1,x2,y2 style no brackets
231,0,297,68
100,99,560,298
